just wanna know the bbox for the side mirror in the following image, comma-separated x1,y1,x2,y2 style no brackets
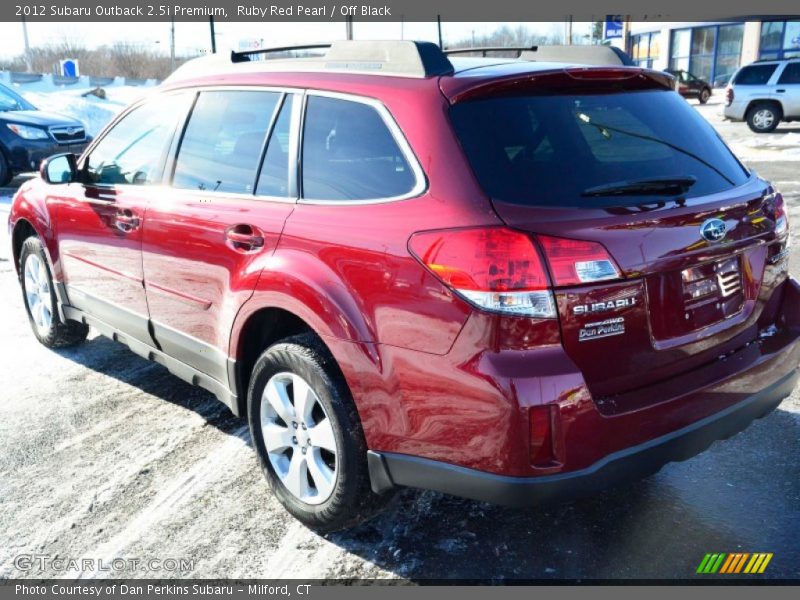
40,153,77,184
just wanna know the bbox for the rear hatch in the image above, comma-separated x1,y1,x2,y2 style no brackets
445,67,789,409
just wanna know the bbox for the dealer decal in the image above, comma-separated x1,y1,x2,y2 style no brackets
578,317,625,342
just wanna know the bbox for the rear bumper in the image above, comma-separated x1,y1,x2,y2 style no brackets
368,366,798,506
368,277,800,506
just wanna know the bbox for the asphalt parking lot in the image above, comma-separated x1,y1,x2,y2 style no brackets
0,96,799,581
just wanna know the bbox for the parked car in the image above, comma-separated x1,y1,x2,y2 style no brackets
9,41,797,532
724,58,800,132
666,69,713,103
0,82,91,186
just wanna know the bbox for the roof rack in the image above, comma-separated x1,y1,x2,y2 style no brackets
164,40,454,83
444,46,536,58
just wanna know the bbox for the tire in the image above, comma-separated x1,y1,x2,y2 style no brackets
699,88,711,104
19,236,89,348
746,103,780,133
247,333,392,532
0,151,12,187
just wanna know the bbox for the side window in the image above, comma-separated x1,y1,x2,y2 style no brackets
301,96,416,201
256,96,294,197
733,64,778,85
86,95,188,186
778,63,800,84
173,90,280,194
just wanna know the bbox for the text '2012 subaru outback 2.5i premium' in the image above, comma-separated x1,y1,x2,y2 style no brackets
9,42,799,532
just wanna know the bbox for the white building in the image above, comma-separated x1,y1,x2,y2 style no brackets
614,18,799,86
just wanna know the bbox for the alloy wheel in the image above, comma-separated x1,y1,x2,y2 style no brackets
753,109,775,130
23,253,53,336
260,372,338,504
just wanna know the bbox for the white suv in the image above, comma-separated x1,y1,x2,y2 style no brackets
724,58,800,133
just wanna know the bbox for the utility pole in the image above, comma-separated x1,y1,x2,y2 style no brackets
346,15,353,40
209,16,216,54
437,15,443,49
21,15,31,71
565,16,573,45
169,18,175,71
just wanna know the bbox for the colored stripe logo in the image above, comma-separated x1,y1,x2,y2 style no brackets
697,553,773,574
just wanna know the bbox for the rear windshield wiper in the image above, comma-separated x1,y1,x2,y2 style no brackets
581,176,697,197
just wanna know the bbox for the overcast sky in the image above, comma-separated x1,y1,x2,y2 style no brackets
0,21,593,58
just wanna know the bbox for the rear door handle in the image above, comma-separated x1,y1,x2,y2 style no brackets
776,89,786,93
225,224,265,251
115,209,140,232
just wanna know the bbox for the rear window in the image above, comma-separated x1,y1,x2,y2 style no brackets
732,64,778,85
450,90,749,208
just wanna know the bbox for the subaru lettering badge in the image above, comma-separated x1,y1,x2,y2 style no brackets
700,218,727,243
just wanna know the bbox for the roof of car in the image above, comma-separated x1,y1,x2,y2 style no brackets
164,40,632,85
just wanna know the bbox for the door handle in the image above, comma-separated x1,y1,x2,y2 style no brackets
776,89,786,93
115,210,140,232
225,225,265,251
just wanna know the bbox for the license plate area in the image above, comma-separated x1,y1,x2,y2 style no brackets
647,256,744,340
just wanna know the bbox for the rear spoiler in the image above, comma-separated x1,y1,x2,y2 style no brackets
441,67,676,104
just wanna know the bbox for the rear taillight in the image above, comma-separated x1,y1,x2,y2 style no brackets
408,227,556,318
538,235,621,286
725,87,734,107
409,228,622,317
765,191,789,238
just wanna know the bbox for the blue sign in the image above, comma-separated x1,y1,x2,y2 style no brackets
605,16,624,39
61,59,78,77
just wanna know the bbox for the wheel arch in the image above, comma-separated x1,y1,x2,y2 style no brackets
746,98,784,119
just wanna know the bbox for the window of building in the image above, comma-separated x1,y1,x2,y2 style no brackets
760,20,800,60
670,29,691,72
173,90,281,194
630,32,660,68
670,24,743,87
301,96,416,201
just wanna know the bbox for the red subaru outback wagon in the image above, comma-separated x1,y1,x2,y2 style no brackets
9,41,799,531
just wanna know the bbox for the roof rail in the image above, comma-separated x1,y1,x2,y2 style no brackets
164,40,454,83
231,43,332,63
444,46,536,58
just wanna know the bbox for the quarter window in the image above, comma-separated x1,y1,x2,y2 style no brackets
778,63,800,84
173,90,281,194
733,64,778,85
86,95,189,186
301,96,416,201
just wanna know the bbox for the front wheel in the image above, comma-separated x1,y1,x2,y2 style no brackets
699,88,711,104
747,103,780,133
247,333,392,532
19,236,89,347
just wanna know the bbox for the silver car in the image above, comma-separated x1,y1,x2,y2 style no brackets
724,58,800,133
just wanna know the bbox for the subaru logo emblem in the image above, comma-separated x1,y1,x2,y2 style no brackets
700,218,727,242
66,127,75,135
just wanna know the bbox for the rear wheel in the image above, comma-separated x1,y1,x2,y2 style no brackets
747,103,780,133
19,236,89,347
247,333,392,532
699,88,711,104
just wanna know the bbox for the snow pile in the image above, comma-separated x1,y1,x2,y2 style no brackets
20,86,147,137
727,132,800,162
